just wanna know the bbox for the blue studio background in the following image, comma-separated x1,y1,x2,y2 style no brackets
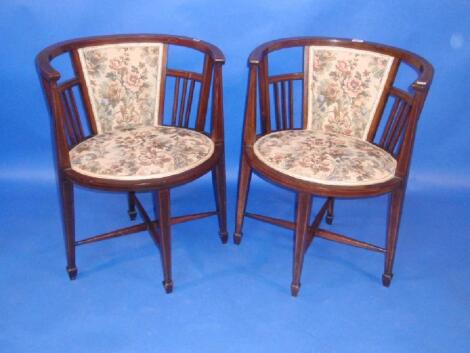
1,1,469,352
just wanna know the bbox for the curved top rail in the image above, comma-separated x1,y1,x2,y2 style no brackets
36,34,225,81
248,36,433,90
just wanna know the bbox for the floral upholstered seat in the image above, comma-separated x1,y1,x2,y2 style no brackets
253,130,396,186
70,126,214,180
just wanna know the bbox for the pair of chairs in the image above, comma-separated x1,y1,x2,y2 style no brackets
37,35,433,296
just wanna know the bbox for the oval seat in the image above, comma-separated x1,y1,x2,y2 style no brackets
70,126,214,180
253,129,396,186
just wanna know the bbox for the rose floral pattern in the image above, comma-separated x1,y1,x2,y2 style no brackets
70,126,214,180
307,46,393,139
254,130,396,186
78,43,164,133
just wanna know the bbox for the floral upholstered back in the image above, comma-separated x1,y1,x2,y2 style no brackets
305,46,393,140
78,43,165,133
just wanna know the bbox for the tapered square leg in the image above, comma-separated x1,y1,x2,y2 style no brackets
383,188,405,287
233,152,252,245
59,177,77,280
127,191,137,221
291,193,312,297
212,154,228,244
325,197,335,225
155,189,173,293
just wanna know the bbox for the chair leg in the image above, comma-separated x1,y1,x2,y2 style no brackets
291,193,312,297
325,197,335,225
212,154,228,244
59,177,77,280
155,189,173,293
233,152,252,245
127,191,137,221
383,187,405,287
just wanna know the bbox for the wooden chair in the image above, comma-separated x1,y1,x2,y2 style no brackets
234,37,433,296
37,34,227,293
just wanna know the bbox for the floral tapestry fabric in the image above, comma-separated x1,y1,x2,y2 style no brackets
254,130,396,186
70,126,214,180
78,43,164,133
306,46,393,139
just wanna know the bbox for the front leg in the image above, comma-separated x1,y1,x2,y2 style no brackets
155,189,173,293
291,193,312,296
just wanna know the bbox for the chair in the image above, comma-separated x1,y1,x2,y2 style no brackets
234,37,433,296
37,34,227,293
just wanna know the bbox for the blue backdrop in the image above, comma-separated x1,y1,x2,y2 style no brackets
1,0,469,184
1,1,469,353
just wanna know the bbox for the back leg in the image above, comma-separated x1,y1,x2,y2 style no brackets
325,197,335,225
128,191,137,221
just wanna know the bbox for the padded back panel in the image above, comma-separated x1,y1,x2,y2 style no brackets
78,42,165,133
305,46,393,139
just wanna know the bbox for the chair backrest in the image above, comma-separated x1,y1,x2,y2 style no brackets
77,42,166,133
37,35,225,169
304,45,394,140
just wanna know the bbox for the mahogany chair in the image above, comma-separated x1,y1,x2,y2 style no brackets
234,37,433,296
37,34,227,293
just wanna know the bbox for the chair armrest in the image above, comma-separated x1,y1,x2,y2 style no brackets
36,51,61,82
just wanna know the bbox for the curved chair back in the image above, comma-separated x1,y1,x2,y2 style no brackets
244,37,433,178
37,34,225,170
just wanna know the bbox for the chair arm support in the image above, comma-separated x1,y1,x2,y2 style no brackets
241,64,258,147
394,88,428,178
210,63,225,143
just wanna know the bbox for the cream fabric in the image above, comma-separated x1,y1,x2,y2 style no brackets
78,43,165,133
254,129,396,186
70,126,214,180
306,46,393,139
